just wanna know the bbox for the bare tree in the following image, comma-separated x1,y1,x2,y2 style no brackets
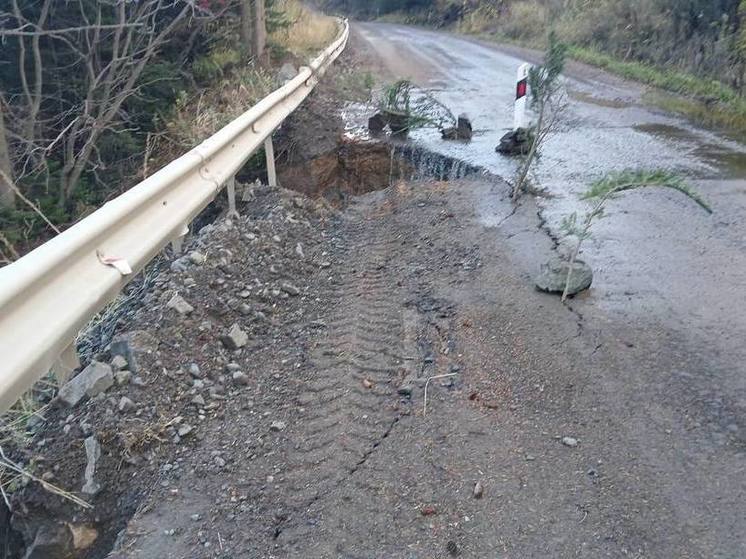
240,0,254,50
0,101,14,208
0,0,204,209
253,0,267,63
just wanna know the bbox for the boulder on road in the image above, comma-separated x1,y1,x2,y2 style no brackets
58,361,114,408
441,114,472,140
496,127,532,156
535,258,593,296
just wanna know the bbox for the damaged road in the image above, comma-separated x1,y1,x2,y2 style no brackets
7,23,746,559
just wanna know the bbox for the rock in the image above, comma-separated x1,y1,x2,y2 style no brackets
496,127,532,156
221,324,248,350
280,283,300,296
189,251,206,265
191,394,206,407
535,258,593,296
177,424,193,438
110,355,128,371
232,371,249,386
58,361,114,407
473,481,484,499
82,436,102,496
269,420,287,432
441,114,472,140
68,524,98,551
187,363,202,378
170,257,190,273
295,243,305,259
167,293,194,315
277,62,297,84
397,376,416,397
368,112,386,134
114,370,132,386
562,436,579,447
118,396,136,413
19,522,74,559
110,330,159,373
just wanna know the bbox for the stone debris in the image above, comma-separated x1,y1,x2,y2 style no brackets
232,371,249,386
82,436,102,496
221,324,248,350
189,251,206,265
114,370,132,386
167,293,194,315
562,436,579,447
269,420,287,432
110,355,128,371
110,330,159,373
473,481,484,499
58,361,114,408
280,283,300,296
118,396,136,413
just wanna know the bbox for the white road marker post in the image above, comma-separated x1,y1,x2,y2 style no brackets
514,63,531,130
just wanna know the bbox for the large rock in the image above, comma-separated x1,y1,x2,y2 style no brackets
496,127,532,156
110,330,159,373
57,361,113,407
535,258,593,296
20,522,73,559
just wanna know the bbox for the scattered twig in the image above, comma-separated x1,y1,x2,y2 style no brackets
423,373,459,416
0,446,91,509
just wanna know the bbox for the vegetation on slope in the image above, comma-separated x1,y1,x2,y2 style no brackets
0,0,337,261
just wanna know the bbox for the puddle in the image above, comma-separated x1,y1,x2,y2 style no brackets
569,89,632,109
692,145,746,178
633,123,700,142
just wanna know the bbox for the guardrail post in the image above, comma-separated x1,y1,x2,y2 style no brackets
226,175,239,218
52,343,80,385
264,136,277,188
171,223,189,254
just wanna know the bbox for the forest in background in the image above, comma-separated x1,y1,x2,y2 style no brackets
0,0,335,261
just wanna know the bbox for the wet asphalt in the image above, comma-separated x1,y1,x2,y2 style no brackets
354,22,746,557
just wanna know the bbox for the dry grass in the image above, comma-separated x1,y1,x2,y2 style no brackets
270,0,339,59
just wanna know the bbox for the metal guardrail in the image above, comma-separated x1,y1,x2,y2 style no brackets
0,19,350,413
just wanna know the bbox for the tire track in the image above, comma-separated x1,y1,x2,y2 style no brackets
274,192,412,551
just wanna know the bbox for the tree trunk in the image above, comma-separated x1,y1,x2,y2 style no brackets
0,103,15,208
240,0,253,54
253,0,267,63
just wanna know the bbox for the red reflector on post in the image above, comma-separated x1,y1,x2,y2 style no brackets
516,79,527,100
